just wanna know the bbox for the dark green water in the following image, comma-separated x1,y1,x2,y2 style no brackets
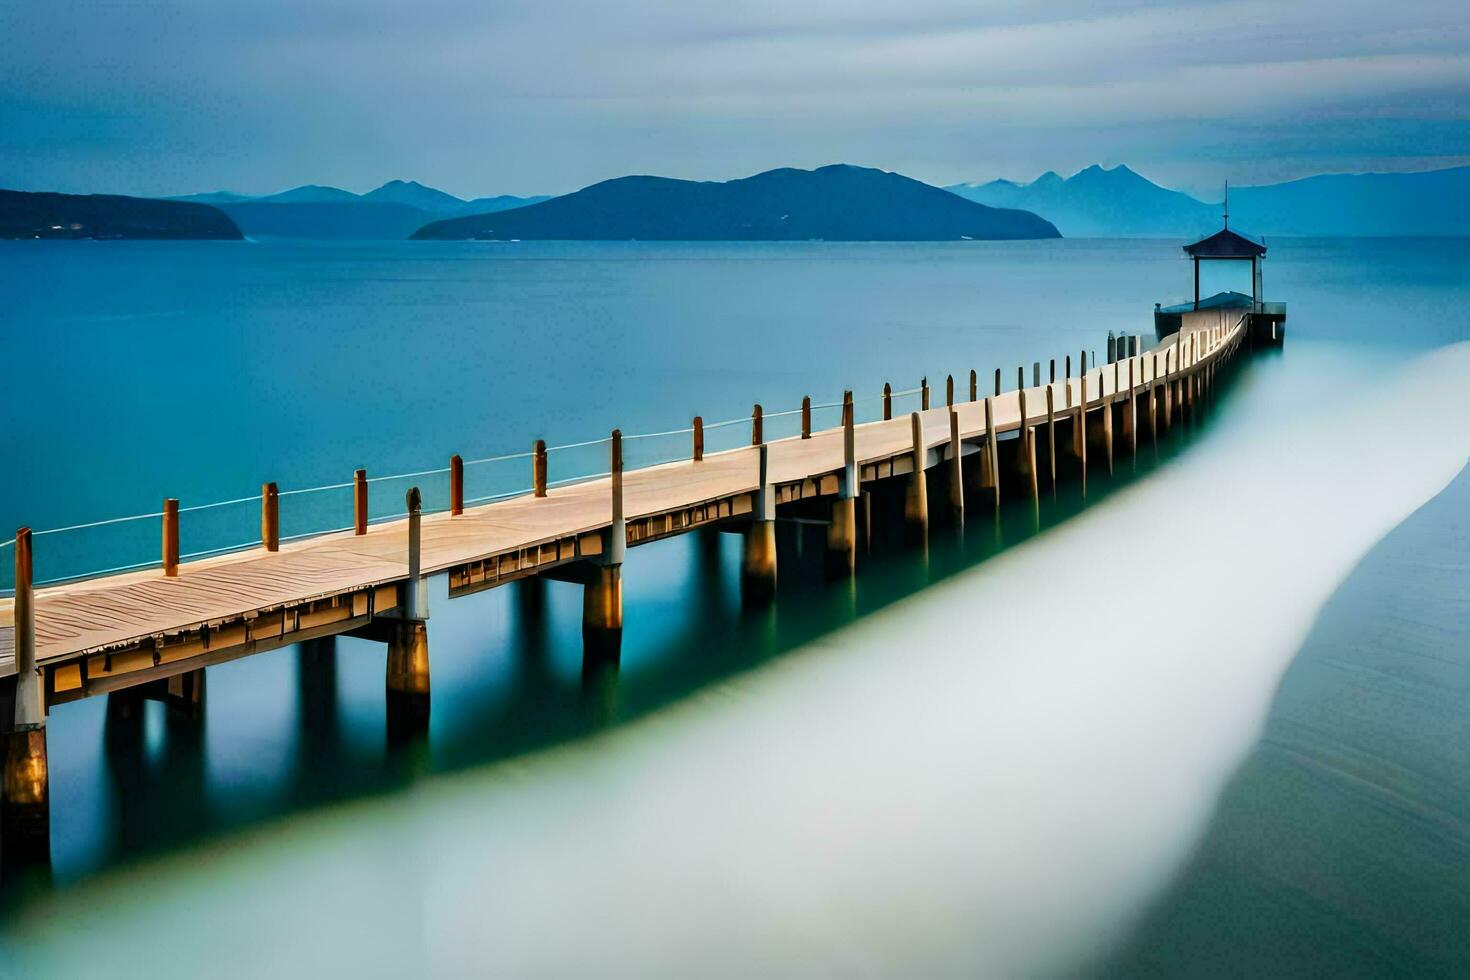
1095,464,1470,978
1,237,1467,975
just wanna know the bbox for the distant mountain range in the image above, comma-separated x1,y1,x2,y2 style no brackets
0,189,242,240
947,164,1470,237
412,164,1060,242
169,180,551,239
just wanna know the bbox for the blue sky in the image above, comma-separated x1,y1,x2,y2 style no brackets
2,0,1467,199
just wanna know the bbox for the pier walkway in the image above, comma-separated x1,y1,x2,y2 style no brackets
5,319,1244,702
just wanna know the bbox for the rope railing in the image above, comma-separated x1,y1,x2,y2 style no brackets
6,359,1190,592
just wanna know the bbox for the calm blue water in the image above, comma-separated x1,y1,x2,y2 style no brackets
2,237,1464,585
1,237,1468,975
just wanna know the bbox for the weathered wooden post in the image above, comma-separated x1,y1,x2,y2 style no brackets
533,440,548,496
904,411,928,545
693,416,704,462
1017,389,1038,500
1017,366,1025,393
3,527,49,872
969,369,978,402
948,408,964,523
450,454,464,516
1033,362,1041,388
827,398,859,575
1124,359,1137,456
921,377,931,411
1045,384,1057,490
983,396,1000,510
945,374,954,408
583,431,624,664
883,383,892,421
751,404,763,445
261,482,279,551
1065,354,1073,407
801,396,812,439
386,486,430,739
162,498,179,577
1050,359,1056,384
354,469,368,534
742,442,777,605
994,368,1002,397
1149,354,1160,444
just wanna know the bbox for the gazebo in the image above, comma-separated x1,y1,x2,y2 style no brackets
1182,201,1267,311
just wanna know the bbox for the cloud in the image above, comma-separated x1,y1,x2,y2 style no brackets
1,0,1466,196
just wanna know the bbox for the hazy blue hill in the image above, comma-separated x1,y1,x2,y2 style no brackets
0,189,242,240
948,164,1470,237
412,164,1059,241
949,165,1216,237
215,201,434,239
163,181,552,237
259,184,361,204
361,179,467,212
1230,167,1470,236
462,194,552,214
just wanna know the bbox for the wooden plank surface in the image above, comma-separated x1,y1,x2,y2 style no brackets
1,323,1232,668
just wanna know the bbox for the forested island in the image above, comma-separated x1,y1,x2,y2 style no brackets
411,164,1060,242
0,189,241,240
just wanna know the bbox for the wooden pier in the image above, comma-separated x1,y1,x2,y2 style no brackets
0,314,1267,871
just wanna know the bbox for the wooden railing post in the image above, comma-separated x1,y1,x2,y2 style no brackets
945,374,954,408
948,408,964,522
162,498,179,577
261,482,279,552
609,429,625,566
921,377,930,411
801,396,812,439
1045,384,1057,490
1033,361,1041,388
1016,366,1025,393
354,469,368,534
450,454,463,516
693,416,704,462
882,383,892,421
994,368,1002,396
533,440,548,497
404,487,426,620
751,404,763,445
10,527,41,732
969,369,977,402
1065,354,1073,407
983,396,999,509
1049,359,1056,384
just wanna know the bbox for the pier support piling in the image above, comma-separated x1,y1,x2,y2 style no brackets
826,399,859,575
741,443,778,605
904,412,929,546
583,430,625,665
3,527,49,874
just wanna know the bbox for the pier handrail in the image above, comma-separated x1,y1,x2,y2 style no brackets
4,348,1191,592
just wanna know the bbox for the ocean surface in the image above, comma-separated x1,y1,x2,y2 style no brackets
0,237,1467,976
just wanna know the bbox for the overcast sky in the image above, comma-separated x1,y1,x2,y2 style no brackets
3,0,1467,199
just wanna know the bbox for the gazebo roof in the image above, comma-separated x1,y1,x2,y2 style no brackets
1183,227,1266,258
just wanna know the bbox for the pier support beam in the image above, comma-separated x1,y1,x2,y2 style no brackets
385,620,430,735
3,527,49,875
741,443,777,605
583,431,625,666
903,412,928,546
386,488,430,738
826,398,859,575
